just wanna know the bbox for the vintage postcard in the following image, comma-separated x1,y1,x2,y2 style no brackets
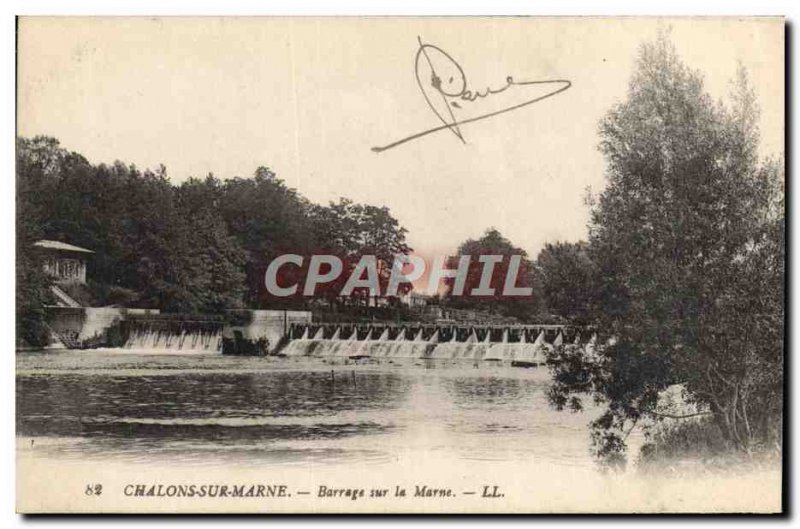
15,16,785,513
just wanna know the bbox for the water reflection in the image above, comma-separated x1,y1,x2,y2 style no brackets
16,350,601,468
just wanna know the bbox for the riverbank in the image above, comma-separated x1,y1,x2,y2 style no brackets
638,416,783,480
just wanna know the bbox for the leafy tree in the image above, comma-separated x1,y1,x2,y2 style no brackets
534,241,595,323
216,167,316,308
16,137,61,345
16,132,415,341
442,228,538,319
309,198,412,306
175,176,247,312
548,34,784,461
16,137,249,315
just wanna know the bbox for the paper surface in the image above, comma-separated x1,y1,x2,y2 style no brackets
16,16,785,514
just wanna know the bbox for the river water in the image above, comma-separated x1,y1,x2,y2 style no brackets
15,349,781,513
17,349,606,467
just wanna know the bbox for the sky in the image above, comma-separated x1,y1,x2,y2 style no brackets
17,17,784,260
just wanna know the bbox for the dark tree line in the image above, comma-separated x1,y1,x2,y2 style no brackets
438,229,597,324
441,228,539,320
16,137,411,344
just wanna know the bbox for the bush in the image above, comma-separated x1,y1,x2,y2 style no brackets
640,418,731,464
222,336,269,356
638,417,781,475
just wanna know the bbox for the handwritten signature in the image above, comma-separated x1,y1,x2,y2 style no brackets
371,37,572,153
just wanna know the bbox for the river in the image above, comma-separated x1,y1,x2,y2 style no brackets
15,349,780,513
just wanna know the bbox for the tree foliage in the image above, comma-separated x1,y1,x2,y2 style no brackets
309,198,412,305
214,167,315,308
548,34,784,461
534,241,595,324
15,136,412,331
442,228,538,320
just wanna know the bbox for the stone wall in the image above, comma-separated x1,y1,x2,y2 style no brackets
223,310,312,353
46,307,161,346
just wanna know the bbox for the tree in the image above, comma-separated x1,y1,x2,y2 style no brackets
175,176,248,312
442,228,538,319
16,136,416,321
216,167,316,308
309,198,412,305
534,241,595,324
16,137,61,346
548,34,784,461
16,137,249,315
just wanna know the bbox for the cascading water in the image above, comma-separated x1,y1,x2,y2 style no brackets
312,327,343,357
330,329,358,357
429,332,458,359
484,329,509,361
469,332,493,361
358,328,391,358
281,326,326,357
123,320,222,353
281,328,310,356
283,326,394,359
383,328,408,358
386,328,434,359
303,327,329,357
431,330,484,360
508,331,548,366
279,325,576,364
483,330,548,365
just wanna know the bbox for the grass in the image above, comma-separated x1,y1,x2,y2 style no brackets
637,417,782,477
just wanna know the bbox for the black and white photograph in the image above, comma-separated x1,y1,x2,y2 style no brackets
13,16,786,513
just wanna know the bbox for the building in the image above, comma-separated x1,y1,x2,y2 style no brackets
34,240,94,284
401,291,431,308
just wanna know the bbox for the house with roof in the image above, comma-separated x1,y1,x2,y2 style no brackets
34,239,94,285
33,239,96,310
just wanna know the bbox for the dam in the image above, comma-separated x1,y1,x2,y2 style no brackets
42,305,595,364
280,322,596,365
